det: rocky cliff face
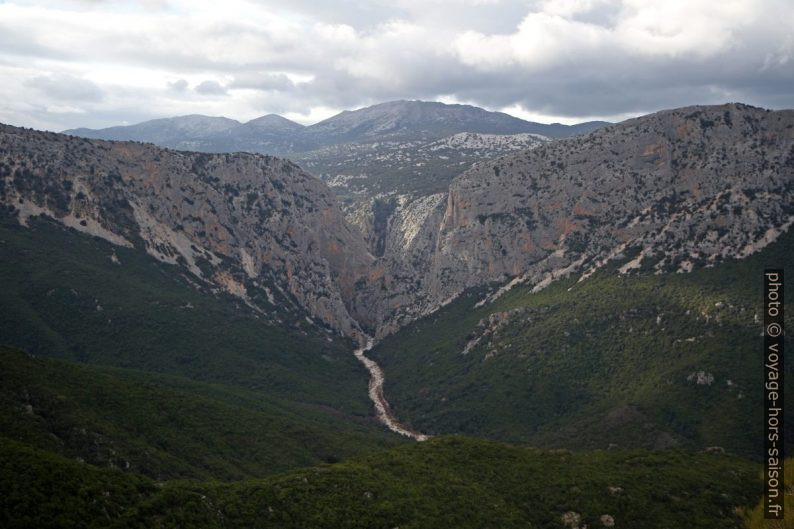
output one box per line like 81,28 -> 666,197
0,124 -> 375,339
3,103 -> 793,342
362,103 -> 794,336
323,132 -> 551,255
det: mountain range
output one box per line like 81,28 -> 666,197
1,100 -> 792,528
6,102 -> 794,339
64,100 -> 607,155
65,101 -> 606,224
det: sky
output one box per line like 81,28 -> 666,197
0,0 -> 792,131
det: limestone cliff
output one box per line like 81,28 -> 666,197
3,103 -> 793,341
361,104 -> 794,336
0,125 -> 375,339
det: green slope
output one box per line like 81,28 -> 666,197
0,211 -> 368,415
741,458 -> 794,528
0,346 -> 401,481
371,228 -> 794,459
0,210 -> 410,480
0,435 -> 761,529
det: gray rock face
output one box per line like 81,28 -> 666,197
317,132 -> 551,252
4,103 -> 794,342
360,103 -> 794,335
64,102 -> 602,239
306,131 -> 551,198
0,125 -> 375,339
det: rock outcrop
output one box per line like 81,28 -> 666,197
3,103 -> 793,341
360,103 -> 794,336
0,125 -> 375,339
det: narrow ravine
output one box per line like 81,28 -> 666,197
354,339 -> 429,441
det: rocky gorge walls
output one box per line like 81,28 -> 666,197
2,103 -> 793,343
357,103 -> 794,337
0,124 -> 377,340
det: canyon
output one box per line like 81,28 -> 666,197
3,103 -> 793,344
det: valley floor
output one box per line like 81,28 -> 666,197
354,339 -> 429,441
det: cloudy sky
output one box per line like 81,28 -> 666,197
1,0 -> 793,131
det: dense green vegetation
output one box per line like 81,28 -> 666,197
0,212 -> 370,415
1,438 -> 155,529
0,435 -> 762,529
0,160 -> 785,528
746,458 -> 794,529
0,346 -> 400,481
741,458 -> 793,529
0,212 -> 409,481
372,229 -> 794,459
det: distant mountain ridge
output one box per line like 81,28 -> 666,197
63,100 -> 608,155
66,114 -> 242,144
300,100 -> 604,144
62,101 -> 607,228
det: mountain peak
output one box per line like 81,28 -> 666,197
243,114 -> 304,130
62,114 -> 240,144
158,114 -> 241,133
308,100 -> 604,141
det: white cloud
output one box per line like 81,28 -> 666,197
283,105 -> 343,125
615,0 -> 756,58
26,73 -> 105,102
454,13 -> 609,70
454,0 -> 761,71
0,0 -> 791,131
45,104 -> 87,114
